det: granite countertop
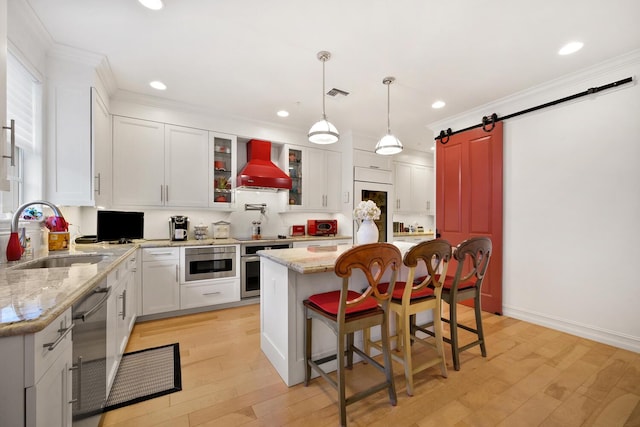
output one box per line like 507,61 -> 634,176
0,243 -> 136,337
0,235 -> 353,337
258,241 -> 416,275
393,231 -> 435,237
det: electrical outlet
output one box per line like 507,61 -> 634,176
343,191 -> 350,203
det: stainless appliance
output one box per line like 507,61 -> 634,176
71,281 -> 111,425
307,219 -> 338,236
169,216 -> 189,241
181,245 -> 236,283
240,240 -> 292,298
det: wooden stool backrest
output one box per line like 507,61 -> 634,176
452,237 -> 492,290
334,243 -> 403,318
403,239 -> 452,300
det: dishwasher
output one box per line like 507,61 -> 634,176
71,280 -> 111,425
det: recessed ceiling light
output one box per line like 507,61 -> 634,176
277,110 -> 289,117
558,41 -> 584,56
431,100 -> 446,109
139,0 -> 164,10
149,80 -> 167,90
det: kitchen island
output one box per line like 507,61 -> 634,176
258,241 -> 425,386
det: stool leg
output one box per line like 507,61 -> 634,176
304,308 -> 312,386
337,328 -> 347,427
475,293 -> 487,357
449,301 -> 461,371
346,332 -> 354,369
380,312 -> 397,405
400,310 -> 415,396
433,304 -> 448,378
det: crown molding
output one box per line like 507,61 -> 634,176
47,44 -> 117,96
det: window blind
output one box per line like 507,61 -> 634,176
6,53 -> 38,150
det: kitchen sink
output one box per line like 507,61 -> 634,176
13,254 -> 108,269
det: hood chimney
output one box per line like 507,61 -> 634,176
236,139 -> 292,190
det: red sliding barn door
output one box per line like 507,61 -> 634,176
436,123 -> 503,315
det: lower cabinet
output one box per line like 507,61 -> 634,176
22,308 -> 74,427
107,252 -> 138,391
180,278 -> 240,309
141,247 -> 180,315
26,342 -> 73,427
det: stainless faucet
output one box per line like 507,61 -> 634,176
11,200 -> 65,247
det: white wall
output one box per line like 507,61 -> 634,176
429,50 -> 640,352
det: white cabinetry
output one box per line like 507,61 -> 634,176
282,145 -> 341,212
394,162 -> 434,214
106,252 -> 137,391
210,132 -> 237,207
46,54 -> 110,206
0,0 -> 9,191
113,117 -> 209,208
22,308 -> 74,427
92,88 -> 112,207
180,279 -> 240,309
141,247 -> 180,315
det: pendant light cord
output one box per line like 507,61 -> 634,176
322,58 -> 327,119
386,81 -> 391,133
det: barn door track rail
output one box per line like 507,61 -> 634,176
436,76 -> 634,144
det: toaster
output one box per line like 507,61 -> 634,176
290,225 -> 305,236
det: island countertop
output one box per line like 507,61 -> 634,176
257,241 -> 416,274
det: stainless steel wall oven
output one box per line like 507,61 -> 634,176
240,242 -> 291,298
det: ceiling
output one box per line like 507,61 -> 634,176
25,0 -> 640,151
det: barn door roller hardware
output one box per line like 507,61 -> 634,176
436,76 -> 633,144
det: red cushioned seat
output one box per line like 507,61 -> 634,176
441,275 -> 476,291
379,281 -> 434,300
307,290 -> 378,315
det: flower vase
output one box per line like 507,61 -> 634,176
357,219 -> 379,244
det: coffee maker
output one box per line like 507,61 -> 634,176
169,216 -> 189,241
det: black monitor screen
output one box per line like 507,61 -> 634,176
97,210 -> 144,243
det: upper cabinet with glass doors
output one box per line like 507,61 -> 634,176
281,145 -> 341,212
210,132 -> 237,207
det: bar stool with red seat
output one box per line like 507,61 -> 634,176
420,236 -> 492,370
364,239 -> 452,396
303,242 -> 402,427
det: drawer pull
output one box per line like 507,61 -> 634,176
203,292 -> 221,296
43,322 -> 75,351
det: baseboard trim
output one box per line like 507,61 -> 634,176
503,305 -> 640,353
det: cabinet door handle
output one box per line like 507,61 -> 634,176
175,265 -> 179,282
43,322 -> 75,351
119,289 -> 127,320
166,185 -> 169,203
160,185 -> 164,202
2,119 -> 15,166
95,172 -> 101,195
369,165 -> 379,169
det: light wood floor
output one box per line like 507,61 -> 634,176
100,303 -> 640,427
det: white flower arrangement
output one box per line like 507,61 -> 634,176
353,200 -> 381,221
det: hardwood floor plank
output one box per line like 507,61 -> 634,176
99,304 -> 640,427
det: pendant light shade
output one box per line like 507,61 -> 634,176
375,76 -> 403,155
308,51 -> 339,144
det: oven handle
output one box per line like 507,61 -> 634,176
242,255 -> 260,262
73,287 -> 111,322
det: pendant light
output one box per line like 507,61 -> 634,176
375,76 -> 403,155
308,51 -> 339,144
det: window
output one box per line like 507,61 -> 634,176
2,52 -> 41,213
